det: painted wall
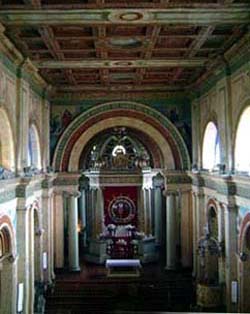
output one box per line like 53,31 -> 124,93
50,97 -> 192,162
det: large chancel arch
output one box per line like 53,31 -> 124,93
53,101 -> 190,171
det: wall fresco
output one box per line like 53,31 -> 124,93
50,99 -> 192,163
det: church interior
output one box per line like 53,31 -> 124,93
0,0 -> 250,313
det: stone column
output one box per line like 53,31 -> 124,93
0,254 -> 18,314
28,206 -> 35,314
42,99 -> 50,170
144,188 -> 152,235
165,191 -> 177,270
181,190 -> 193,268
54,191 -> 64,268
224,204 -> 238,312
68,192 -> 81,271
95,187 -> 104,236
34,225 -> 44,283
50,194 -> 55,280
154,185 -> 162,244
137,188 -> 146,232
218,203 -> 225,285
42,193 -> 53,285
16,204 -> 30,313
78,189 -> 87,247
195,191 -> 204,280
192,192 -> 197,277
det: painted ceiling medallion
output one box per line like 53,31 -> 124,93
119,12 -> 143,22
108,38 -> 142,49
108,10 -> 149,23
112,61 -> 134,67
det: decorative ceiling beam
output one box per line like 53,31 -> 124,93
28,47 -> 219,54
136,25 -> 161,83
2,2 -> 245,10
93,25 -> 110,85
19,34 -> 228,41
34,58 -> 207,69
38,26 -> 77,85
173,26 -> 214,80
55,83 -> 186,92
0,7 -> 249,26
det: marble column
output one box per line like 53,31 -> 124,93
78,189 -> 87,247
181,190 -> 192,268
68,192 -> 81,271
144,188 -> 152,235
16,205 -> 30,313
218,203 -> 225,285
224,204 -> 237,312
165,191 -> 177,270
137,188 -> 145,232
54,191 -> 64,268
50,194 -> 55,280
194,191 -> 204,279
42,193 -> 53,285
28,206 -> 35,314
0,254 -> 18,314
95,187 -> 104,236
154,185 -> 162,244
192,192 -> 197,277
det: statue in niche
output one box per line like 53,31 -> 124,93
198,226 -> 219,285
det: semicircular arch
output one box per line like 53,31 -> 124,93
53,101 -> 190,171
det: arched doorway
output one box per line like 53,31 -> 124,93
0,216 -> 17,314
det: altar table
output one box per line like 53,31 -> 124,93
105,259 -> 142,278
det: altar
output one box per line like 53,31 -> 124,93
106,259 -> 142,278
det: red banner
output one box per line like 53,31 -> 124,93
103,186 -> 137,226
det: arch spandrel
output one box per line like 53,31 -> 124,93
53,101 -> 190,171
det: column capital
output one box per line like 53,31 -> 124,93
192,191 -> 204,198
220,202 -> 237,213
64,191 -> 81,198
163,189 -> 178,197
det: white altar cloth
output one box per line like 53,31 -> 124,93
105,259 -> 141,277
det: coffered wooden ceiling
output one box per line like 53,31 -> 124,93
0,0 -> 249,92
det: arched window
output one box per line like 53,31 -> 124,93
0,108 -> 15,170
202,122 -> 220,170
28,124 -> 41,169
235,106 -> 250,172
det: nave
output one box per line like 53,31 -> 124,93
45,260 -> 195,314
